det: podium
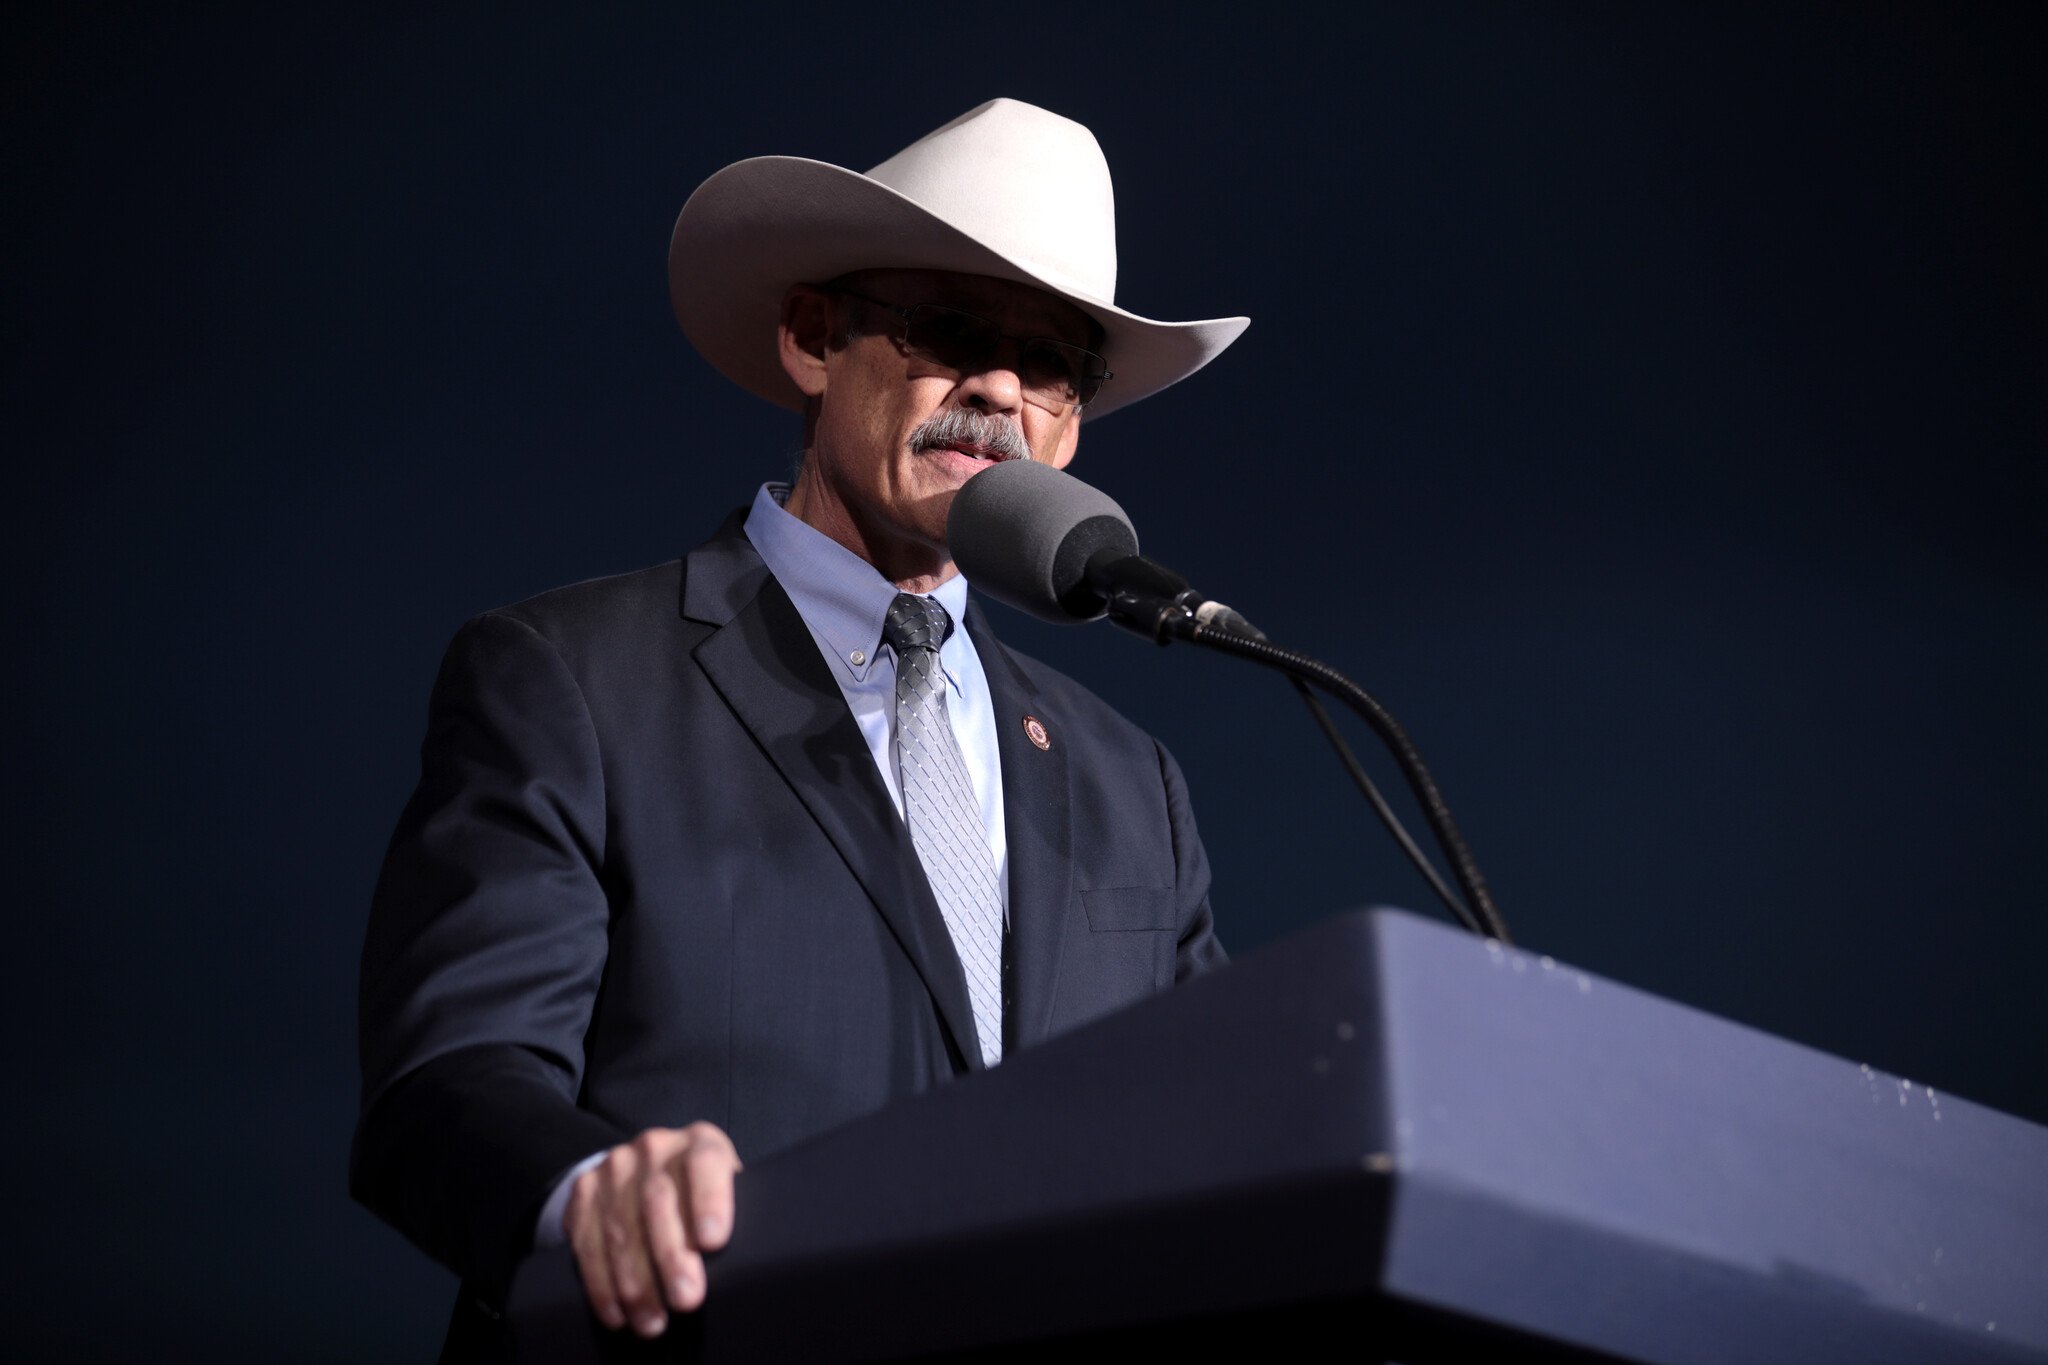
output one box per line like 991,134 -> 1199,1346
505,910 -> 2048,1362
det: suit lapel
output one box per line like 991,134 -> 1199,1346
683,520 -> 984,1073
966,603 -> 1075,1051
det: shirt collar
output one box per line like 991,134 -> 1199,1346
743,482 -> 973,689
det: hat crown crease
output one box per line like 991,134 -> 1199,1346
863,98 -> 1118,305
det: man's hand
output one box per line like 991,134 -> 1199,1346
563,1122 -> 742,1338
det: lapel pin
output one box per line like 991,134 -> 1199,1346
1022,715 -> 1051,751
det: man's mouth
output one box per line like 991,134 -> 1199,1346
940,441 -> 1014,464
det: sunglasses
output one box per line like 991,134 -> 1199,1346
832,289 -> 1113,411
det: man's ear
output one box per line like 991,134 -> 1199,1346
778,285 -> 834,400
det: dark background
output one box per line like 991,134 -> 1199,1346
8,3 -> 2044,1356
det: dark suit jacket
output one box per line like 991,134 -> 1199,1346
351,510 -> 1224,1344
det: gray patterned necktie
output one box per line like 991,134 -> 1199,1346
883,592 -> 1004,1067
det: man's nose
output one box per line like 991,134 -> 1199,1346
952,353 -> 1025,414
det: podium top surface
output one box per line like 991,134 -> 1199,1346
509,909 -> 2048,1364
1362,910 -> 2047,1361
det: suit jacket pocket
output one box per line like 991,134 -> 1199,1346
1079,885 -> 1176,932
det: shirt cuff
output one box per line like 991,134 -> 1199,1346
533,1150 -> 609,1249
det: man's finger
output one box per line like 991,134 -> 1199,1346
600,1152 -> 668,1338
565,1175 -> 626,1332
640,1166 -> 701,1313
679,1127 -> 741,1252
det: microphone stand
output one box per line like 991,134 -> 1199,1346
1097,575 -> 1511,944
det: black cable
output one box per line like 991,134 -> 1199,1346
1181,618 -> 1512,943
1285,676 -> 1481,933
1189,605 -> 1483,935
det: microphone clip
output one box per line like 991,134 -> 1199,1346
1086,553 -> 1207,645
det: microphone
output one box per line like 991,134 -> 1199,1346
947,460 -> 1256,642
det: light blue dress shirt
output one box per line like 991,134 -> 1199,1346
535,482 -> 1011,1247
742,481 -> 1010,906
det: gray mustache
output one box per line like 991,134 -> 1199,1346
908,408 -> 1030,464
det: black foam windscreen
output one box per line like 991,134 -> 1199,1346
947,460 -> 1139,623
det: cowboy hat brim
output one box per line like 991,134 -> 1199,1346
669,155 -> 1249,421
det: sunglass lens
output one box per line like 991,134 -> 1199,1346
905,306 -> 997,371
1019,341 -> 1085,405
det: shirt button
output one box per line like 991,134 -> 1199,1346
849,649 -> 866,666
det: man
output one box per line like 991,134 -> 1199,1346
353,98 -> 1249,1356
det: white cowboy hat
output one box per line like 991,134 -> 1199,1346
668,98 -> 1249,421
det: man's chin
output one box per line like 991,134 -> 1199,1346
911,483 -> 962,537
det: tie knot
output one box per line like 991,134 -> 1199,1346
883,593 -> 953,655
